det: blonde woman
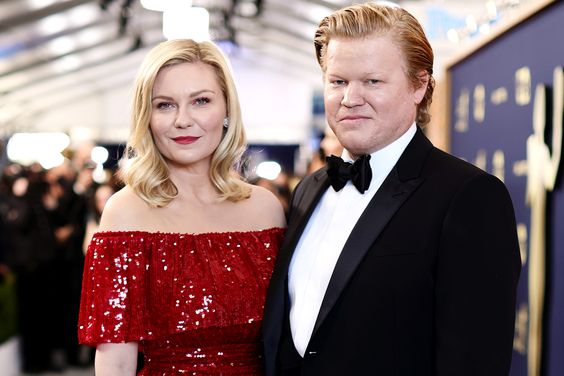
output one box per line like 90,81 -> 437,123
78,39 -> 285,375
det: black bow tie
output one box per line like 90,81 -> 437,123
326,154 -> 372,194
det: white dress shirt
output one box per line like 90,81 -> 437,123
288,124 -> 417,356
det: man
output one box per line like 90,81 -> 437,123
263,3 -> 521,375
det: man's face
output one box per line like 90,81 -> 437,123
323,33 -> 427,159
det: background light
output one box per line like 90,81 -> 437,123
140,0 -> 166,12
47,36 -> 76,55
39,153 -> 65,170
256,161 -> 282,180
92,164 -> 107,183
37,14 -> 68,34
7,132 -> 70,167
163,6 -> 210,41
91,146 -> 109,164
53,55 -> 81,73
486,0 -> 498,20
479,23 -> 491,34
29,0 -> 56,7
447,28 -> 460,43
465,15 -> 478,33
141,0 -> 192,12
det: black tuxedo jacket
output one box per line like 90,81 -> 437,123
263,128 -> 521,375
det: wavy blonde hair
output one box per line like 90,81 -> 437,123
121,39 -> 250,207
314,2 -> 435,127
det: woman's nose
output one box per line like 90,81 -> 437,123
174,108 -> 193,128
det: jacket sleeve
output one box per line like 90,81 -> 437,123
435,173 -> 521,375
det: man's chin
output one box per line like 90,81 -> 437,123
343,146 -> 371,159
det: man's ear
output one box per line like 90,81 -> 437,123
414,70 -> 429,105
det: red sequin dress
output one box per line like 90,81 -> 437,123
78,228 -> 284,375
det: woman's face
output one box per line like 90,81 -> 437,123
150,62 -> 227,172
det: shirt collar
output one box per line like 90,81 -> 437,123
341,123 -> 417,180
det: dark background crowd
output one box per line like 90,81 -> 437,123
0,146 -> 121,373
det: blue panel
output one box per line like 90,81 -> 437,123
448,2 -> 564,375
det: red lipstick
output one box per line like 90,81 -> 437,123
172,136 -> 199,144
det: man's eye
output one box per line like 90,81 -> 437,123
333,80 -> 345,86
368,79 -> 380,84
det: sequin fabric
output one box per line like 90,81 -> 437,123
78,228 -> 284,375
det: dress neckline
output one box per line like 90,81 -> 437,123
93,227 -> 284,239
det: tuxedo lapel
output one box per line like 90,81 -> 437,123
311,128 -> 433,338
263,168 -> 331,369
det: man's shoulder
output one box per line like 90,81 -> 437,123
427,147 -> 488,178
293,167 -> 327,195
302,166 -> 328,184
425,147 -> 509,196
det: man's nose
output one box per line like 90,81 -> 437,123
341,83 -> 364,107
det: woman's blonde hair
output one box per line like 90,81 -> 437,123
121,39 -> 250,207
314,2 -> 435,127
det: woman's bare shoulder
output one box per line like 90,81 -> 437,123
98,186 -> 152,232
243,184 -> 286,229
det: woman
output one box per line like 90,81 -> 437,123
82,183 -> 116,254
78,39 -> 286,375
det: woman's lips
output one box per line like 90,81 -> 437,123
172,136 -> 200,144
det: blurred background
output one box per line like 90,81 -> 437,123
0,0 -> 549,375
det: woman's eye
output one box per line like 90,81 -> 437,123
194,97 -> 210,106
156,102 -> 175,110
